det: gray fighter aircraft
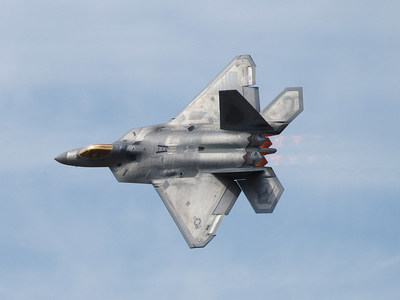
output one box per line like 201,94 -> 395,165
55,55 -> 303,248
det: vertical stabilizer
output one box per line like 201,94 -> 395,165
219,90 -> 274,133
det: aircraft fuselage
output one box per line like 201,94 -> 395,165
55,124 -> 275,184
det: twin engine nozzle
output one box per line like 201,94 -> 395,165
245,133 -> 276,167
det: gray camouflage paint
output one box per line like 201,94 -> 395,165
55,55 -> 303,248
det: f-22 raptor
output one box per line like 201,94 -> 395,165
55,55 -> 303,248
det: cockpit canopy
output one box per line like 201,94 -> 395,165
79,144 -> 113,159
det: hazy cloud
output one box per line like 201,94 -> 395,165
1,0 -> 400,299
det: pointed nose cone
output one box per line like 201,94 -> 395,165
55,152 -> 68,165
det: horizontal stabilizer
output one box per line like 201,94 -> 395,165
219,90 -> 275,133
261,87 -> 303,134
237,167 -> 284,213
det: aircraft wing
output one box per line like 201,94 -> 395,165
152,173 -> 241,248
169,55 -> 260,127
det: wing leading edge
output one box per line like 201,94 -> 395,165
169,55 -> 260,127
152,173 -> 241,248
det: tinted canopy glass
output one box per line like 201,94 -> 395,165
79,144 -> 113,159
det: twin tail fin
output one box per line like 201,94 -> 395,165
219,87 -> 303,134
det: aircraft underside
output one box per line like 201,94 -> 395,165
55,55 -> 303,248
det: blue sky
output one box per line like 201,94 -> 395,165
1,0 -> 399,299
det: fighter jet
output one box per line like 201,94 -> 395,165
55,55 -> 303,248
